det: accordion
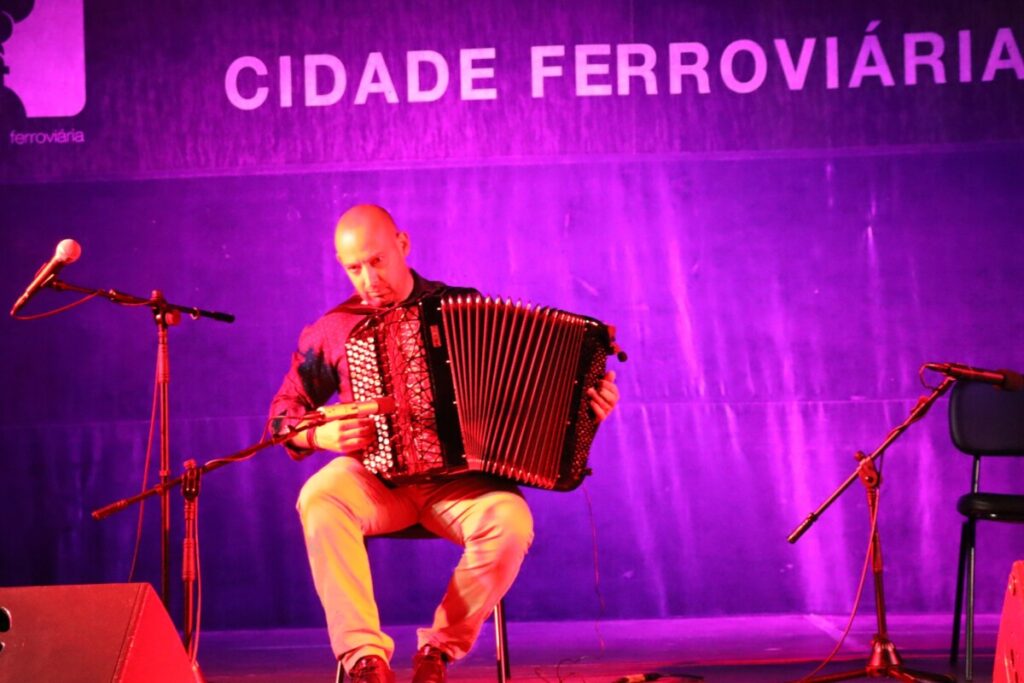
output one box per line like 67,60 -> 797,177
345,289 -> 621,491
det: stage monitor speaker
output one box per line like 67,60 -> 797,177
0,582 -> 195,683
995,560 -> 1024,683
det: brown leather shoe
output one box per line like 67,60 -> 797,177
411,645 -> 449,683
348,655 -> 395,683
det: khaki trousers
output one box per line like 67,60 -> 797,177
296,456 -> 534,672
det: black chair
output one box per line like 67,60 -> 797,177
370,525 -> 512,682
948,379 -> 1024,681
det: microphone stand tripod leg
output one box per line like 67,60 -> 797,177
797,456 -> 954,683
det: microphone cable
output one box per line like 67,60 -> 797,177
583,483 -> 608,657
127,361 -> 161,583
790,461 -> 883,682
10,290 -> 100,320
530,483 -> 608,683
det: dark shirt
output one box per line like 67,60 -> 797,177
269,270 -> 447,458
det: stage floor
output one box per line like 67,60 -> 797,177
197,613 -> 1000,682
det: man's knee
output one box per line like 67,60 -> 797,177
483,495 -> 535,557
296,457 -> 364,523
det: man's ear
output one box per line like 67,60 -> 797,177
397,231 -> 411,257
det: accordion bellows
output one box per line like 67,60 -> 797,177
345,289 -> 617,490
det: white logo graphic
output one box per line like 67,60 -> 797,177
2,0 -> 85,119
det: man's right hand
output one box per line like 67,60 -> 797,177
303,417 -> 376,455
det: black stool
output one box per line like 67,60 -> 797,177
370,524 -> 512,682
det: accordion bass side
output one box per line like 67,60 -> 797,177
345,289 -> 623,490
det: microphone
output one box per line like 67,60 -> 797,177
312,396 -> 397,422
924,362 -> 1024,392
10,238 -> 82,316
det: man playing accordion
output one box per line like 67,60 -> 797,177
270,204 -> 619,683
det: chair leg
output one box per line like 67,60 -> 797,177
965,519 -> 977,682
494,598 -> 511,682
950,520 -> 969,665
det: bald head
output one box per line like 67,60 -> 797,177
334,204 -> 414,306
335,204 -> 398,239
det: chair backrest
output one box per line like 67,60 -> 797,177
949,380 -> 1024,455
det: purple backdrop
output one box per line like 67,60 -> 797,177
1,0 -> 1023,634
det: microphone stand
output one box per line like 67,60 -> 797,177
50,278 -> 234,607
93,422 -> 320,673
787,376 -> 957,683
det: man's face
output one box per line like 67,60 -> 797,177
335,224 -> 413,306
